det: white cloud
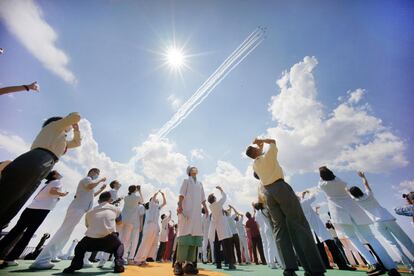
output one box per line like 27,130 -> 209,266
190,148 -> 205,161
0,131 -> 30,156
132,135 -> 188,185
266,56 -> 408,174
0,0 -> 76,84
167,94 -> 183,110
393,180 -> 414,195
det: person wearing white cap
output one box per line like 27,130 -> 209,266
30,168 -> 107,270
174,166 -> 208,275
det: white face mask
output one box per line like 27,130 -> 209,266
91,174 -> 98,180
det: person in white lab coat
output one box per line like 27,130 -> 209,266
201,208 -> 211,263
253,202 -> 279,269
30,168 -> 107,270
208,186 -> 236,270
300,190 -> 355,271
174,166 -> 208,275
318,166 -> 400,276
229,206 -> 251,264
225,206 -> 242,265
348,172 -> 414,272
134,191 -> 166,265
157,210 -> 172,262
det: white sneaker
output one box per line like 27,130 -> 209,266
97,259 -> 106,268
51,257 -> 61,263
270,263 -> 278,269
29,261 -> 55,270
5,260 -> 18,266
83,262 -> 93,268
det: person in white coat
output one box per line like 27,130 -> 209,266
134,191 -> 165,265
30,168 -> 107,270
300,190 -> 355,271
174,166 -> 208,275
348,172 -> 414,272
157,210 -> 172,262
110,185 -> 143,265
318,166 -> 400,276
229,206 -> 251,264
225,206 -> 243,265
253,202 -> 280,269
208,186 -> 236,270
201,208 -> 211,263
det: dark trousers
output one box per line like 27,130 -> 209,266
251,235 -> 267,264
232,234 -> 242,264
0,208 -> 49,260
67,233 -> 124,270
263,179 -> 325,273
214,232 -> 235,267
317,237 -> 350,269
0,148 -> 56,229
156,241 -> 167,261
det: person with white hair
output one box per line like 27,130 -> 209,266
174,166 -> 208,275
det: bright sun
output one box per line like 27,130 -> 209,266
166,47 -> 185,68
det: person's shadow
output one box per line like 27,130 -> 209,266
9,267 -> 113,275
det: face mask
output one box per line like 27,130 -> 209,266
91,175 -> 98,180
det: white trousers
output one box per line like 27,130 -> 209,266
120,223 -> 140,260
202,235 -> 209,262
61,240 -> 78,260
32,207 -> 85,266
239,234 -> 251,263
134,222 -> 158,262
335,223 -> 396,269
374,220 -> 414,268
258,228 -> 271,263
264,222 -> 281,265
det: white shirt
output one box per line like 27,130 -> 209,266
202,213 -> 210,237
353,190 -> 395,222
145,199 -> 161,225
28,180 -> 63,210
177,177 -> 206,237
209,191 -> 232,241
160,216 -> 171,242
85,202 -> 121,238
109,189 -> 119,202
68,176 -> 96,212
121,193 -> 141,226
300,195 -> 332,242
235,217 -> 246,237
227,214 -> 238,235
318,178 -> 372,225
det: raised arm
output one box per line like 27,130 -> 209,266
216,186 -> 226,205
138,186 -> 144,204
66,124 -> 81,149
358,171 -> 372,193
54,112 -> 81,132
160,191 -> 167,209
94,184 -> 107,197
0,82 -> 39,96
49,187 -> 69,197
86,177 -> 106,190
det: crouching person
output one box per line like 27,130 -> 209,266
63,192 -> 124,273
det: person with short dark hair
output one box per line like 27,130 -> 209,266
245,211 -> 266,265
348,172 -> 414,272
394,192 -> 414,218
208,186 -> 236,270
63,192 -> 125,273
0,112 -> 81,230
157,210 -> 172,262
230,206 -> 251,264
30,169 -> 107,270
319,166 -> 400,276
0,171 -> 67,268
247,138 -> 325,276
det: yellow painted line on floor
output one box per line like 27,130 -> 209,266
124,262 -> 229,276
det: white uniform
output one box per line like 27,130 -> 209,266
119,193 -> 145,260
134,199 -> 161,263
160,216 -> 171,242
255,210 -> 280,267
319,177 -> 397,269
300,195 -> 331,242
209,191 -> 232,241
235,217 -> 250,263
353,190 -> 414,268
31,176 -> 96,269
201,213 -> 211,262
177,177 -> 206,238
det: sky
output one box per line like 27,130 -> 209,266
1,0 -> 414,254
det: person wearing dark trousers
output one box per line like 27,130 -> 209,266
246,138 -> 325,276
245,212 -> 267,265
63,192 -> 124,273
208,186 -> 236,270
226,206 -> 242,264
157,211 -> 172,262
0,113 -> 81,229
0,171 -> 68,268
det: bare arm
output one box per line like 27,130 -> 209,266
94,184 -> 107,197
202,200 -> 209,216
86,177 -> 106,190
0,82 -> 39,96
160,191 -> 167,209
358,171 -> 372,193
138,188 -> 144,204
177,195 -> 184,214
49,187 -> 69,197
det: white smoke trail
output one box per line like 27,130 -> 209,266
156,27 -> 266,138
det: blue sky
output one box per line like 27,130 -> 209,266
1,0 -> 414,247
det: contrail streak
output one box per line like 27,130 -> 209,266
156,27 -> 266,138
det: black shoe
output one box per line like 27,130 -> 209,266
114,266 -> 125,273
62,267 -> 76,273
284,270 -> 298,276
174,263 -> 184,275
387,269 -> 401,276
305,272 -> 325,276
216,263 -> 222,269
262,261 -> 267,265
183,263 -> 198,274
229,264 -> 237,270
339,265 -> 357,271
367,264 -> 386,276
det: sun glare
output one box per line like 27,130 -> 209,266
166,47 -> 185,68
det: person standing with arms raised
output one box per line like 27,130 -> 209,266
246,138 -> 325,276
